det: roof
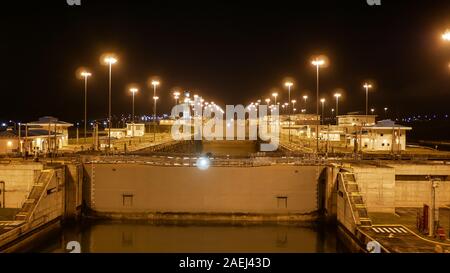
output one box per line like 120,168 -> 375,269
26,116 -> 73,127
363,119 -> 412,130
0,129 -> 61,139
337,114 -> 377,118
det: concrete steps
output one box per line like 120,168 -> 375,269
14,170 -> 54,221
341,172 -> 372,227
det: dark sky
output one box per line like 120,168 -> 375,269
1,0 -> 449,123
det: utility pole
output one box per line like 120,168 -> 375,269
429,176 -> 440,237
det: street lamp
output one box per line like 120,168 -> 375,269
265,98 -> 271,105
371,108 -> 375,115
285,81 -> 294,142
80,71 -> 91,144
334,93 -> 341,116
173,91 -> 180,103
312,57 -> 326,153
320,98 -> 325,124
151,80 -> 160,141
103,55 -> 117,152
272,92 -> 278,105
303,95 -> 308,113
384,107 -> 388,118
129,88 -> 138,138
363,83 -> 373,115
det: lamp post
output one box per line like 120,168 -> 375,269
312,58 -> 325,153
334,93 -> 341,116
320,98 -> 325,124
272,92 -> 278,105
363,83 -> 372,115
371,108 -> 375,115
303,95 -> 308,113
103,56 -> 117,152
173,91 -> 180,106
384,107 -> 388,119
285,82 -> 293,142
151,80 -> 160,141
129,88 -> 138,138
153,96 -> 159,141
80,71 -> 91,144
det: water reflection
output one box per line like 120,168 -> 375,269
35,220 -> 346,253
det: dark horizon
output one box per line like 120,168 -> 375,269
1,0 -> 449,123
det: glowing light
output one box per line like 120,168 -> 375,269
272,92 -> 278,98
312,59 -> 325,66
7,141 -> 12,147
320,98 -> 325,103
81,71 -> 92,77
151,80 -> 160,86
129,88 -> 138,94
284,81 -> 293,87
442,29 -> 450,41
334,93 -> 341,98
153,96 -> 159,101
363,83 -> 372,89
104,56 -> 117,65
196,156 -> 211,170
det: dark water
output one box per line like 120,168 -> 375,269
33,220 -> 347,253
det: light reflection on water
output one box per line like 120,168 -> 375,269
34,220 -> 347,253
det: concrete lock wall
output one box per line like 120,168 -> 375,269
388,163 -> 450,208
350,163 -> 450,212
64,163 -> 83,219
84,163 -> 323,215
351,165 -> 396,213
0,163 -> 44,208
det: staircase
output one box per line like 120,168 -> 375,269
15,170 -> 53,221
340,172 -> 372,227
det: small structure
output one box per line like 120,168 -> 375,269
26,116 -> 73,146
126,123 -> 145,137
0,127 -> 66,155
349,119 -> 412,151
104,128 -> 126,139
338,114 -> 376,128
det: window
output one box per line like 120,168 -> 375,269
277,196 -> 288,208
122,194 -> 134,207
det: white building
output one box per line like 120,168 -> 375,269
349,120 -> 412,151
337,114 -> 376,128
26,116 -> 73,146
126,123 -> 145,137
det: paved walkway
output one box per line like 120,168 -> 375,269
365,208 -> 450,253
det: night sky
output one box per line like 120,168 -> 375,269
1,0 -> 449,123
